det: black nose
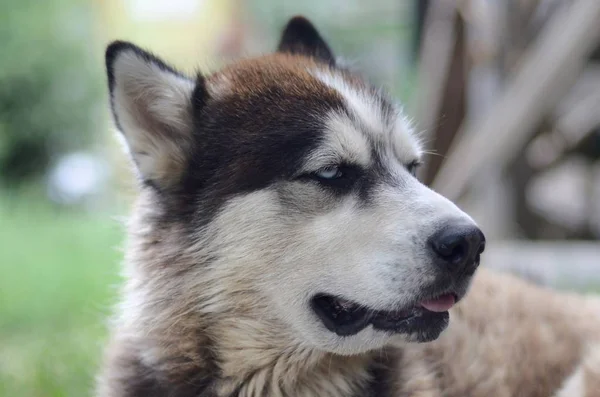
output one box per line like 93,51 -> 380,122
428,223 -> 485,275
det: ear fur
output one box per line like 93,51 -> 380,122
277,16 -> 335,65
105,41 -> 206,189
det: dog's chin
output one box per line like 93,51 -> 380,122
310,293 -> 455,343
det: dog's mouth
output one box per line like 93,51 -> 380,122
311,293 -> 457,341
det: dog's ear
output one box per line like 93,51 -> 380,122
277,16 -> 335,65
105,41 -> 207,189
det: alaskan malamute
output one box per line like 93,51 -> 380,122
98,16 -> 600,397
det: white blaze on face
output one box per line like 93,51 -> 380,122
312,68 -> 423,165
312,69 -> 389,136
390,114 -> 423,164
303,112 -> 372,171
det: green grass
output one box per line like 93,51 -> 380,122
0,195 -> 123,397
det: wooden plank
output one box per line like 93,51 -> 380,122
422,13 -> 467,185
413,1 -> 457,141
431,0 -> 600,201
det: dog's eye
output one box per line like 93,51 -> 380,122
315,166 -> 343,180
406,160 -> 421,177
299,165 -> 359,191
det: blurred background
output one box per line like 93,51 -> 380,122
1,0 -> 599,395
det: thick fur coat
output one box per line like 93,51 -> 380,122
97,17 -> 600,397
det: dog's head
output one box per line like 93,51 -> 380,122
106,17 -> 485,355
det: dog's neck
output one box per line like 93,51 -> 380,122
119,288 -> 397,396
205,316 -> 397,397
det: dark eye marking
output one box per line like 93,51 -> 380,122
314,165 -> 343,180
298,164 -> 361,191
406,160 -> 421,177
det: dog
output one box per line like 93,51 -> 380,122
98,16 -> 600,397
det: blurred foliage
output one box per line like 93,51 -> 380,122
0,193 -> 122,395
0,0 -> 102,188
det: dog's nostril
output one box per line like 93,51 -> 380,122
477,239 -> 486,255
431,235 -> 467,264
447,242 -> 466,264
429,223 -> 485,274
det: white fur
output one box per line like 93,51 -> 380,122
554,368 -> 584,397
313,69 -> 389,135
304,111 -> 372,170
391,114 -> 423,163
312,69 -> 422,170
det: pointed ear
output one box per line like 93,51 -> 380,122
105,41 -> 207,189
277,16 -> 335,65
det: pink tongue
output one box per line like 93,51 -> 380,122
419,294 -> 456,312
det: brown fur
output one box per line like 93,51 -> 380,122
209,54 -> 336,97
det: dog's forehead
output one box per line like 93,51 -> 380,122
318,65 -> 421,153
314,70 -> 422,167
207,53 -> 337,101
205,54 -> 421,165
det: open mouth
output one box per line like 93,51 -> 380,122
311,293 -> 457,340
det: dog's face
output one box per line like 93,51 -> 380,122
106,17 -> 485,355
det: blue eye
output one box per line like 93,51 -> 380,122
315,166 -> 343,180
298,164 -> 360,192
407,160 -> 421,177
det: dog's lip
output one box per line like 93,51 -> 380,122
311,292 -> 459,337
